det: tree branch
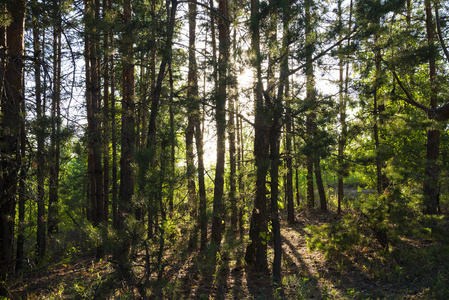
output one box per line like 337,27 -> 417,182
435,6 -> 449,63
392,71 -> 431,113
178,0 -> 232,23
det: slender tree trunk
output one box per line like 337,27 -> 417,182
32,14 -> 46,261
337,0 -> 352,214
281,2 -> 294,224
197,36 -> 208,250
212,0 -> 230,247
236,102 -> 245,238
169,65 -> 175,219
16,62 -> 26,272
187,0 -> 198,250
116,0 -> 135,281
373,31 -> 382,194
144,0 -> 178,238
245,0 -> 269,272
423,0 -> 440,214
305,0 -> 315,210
111,23 -> 118,230
103,0 -> 110,224
48,0 -> 62,234
292,119 -> 300,207
269,109 -> 282,281
229,20 -> 238,230
0,0 -> 25,278
229,83 -> 237,230
337,1 -> 345,211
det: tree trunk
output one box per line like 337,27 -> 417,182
245,0 -> 269,272
16,63 -> 26,272
305,0 -> 315,210
144,0 -> 178,238
110,23 -> 118,230
116,0 -> 135,281
423,0 -> 440,214
32,12 -> 47,261
315,156 -> 327,211
236,102 -> 245,238
169,65 -> 175,219
103,0 -> 110,224
269,107 -> 282,281
212,0 -> 230,247
229,83 -> 237,230
373,30 -> 382,195
48,0 -> 62,235
187,0 -> 198,250
0,0 -> 25,279
282,3 -> 294,224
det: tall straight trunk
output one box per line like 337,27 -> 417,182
118,0 -> 135,230
33,15 -> 46,261
236,103 -> 245,238
187,0 -> 198,250
269,108 -> 282,281
245,0 -> 269,272
169,65 -> 175,219
103,0 -> 110,223
197,36 -> 208,250
229,24 -> 237,230
110,22 -> 118,229
305,0 -> 315,209
48,0 -> 62,234
228,99 -> 237,229
373,31 -> 382,194
16,59 -> 26,271
92,0 -> 104,229
337,0 -> 345,212
212,0 -> 230,247
269,41 -> 286,284
195,115 -> 207,249
292,118 -> 300,207
144,0 -> 178,238
423,0 -> 440,214
116,0 -> 135,281
0,0 -> 25,278
84,3 -> 94,222
337,0 -> 352,214
282,2 -> 294,224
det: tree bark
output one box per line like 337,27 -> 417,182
48,0 -> 62,235
305,0 -> 315,210
315,156 -> 327,211
211,0 -> 230,247
245,0 -> 269,272
103,0 -> 110,224
143,0 -> 178,238
16,54 -> 26,271
116,0 -> 135,281
423,0 -> 440,214
0,0 -> 25,279
31,9 -> 47,261
187,0 -> 198,250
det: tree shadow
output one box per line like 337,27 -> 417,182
281,232 -> 324,299
286,214 -> 381,297
245,268 -> 274,300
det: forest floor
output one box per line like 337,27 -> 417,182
6,208 -> 449,299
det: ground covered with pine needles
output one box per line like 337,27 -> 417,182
6,208 -> 449,299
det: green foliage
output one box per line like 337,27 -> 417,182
305,215 -> 361,258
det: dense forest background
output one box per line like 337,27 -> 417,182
2,0 -> 449,298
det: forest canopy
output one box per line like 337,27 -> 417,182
1,0 -> 449,298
